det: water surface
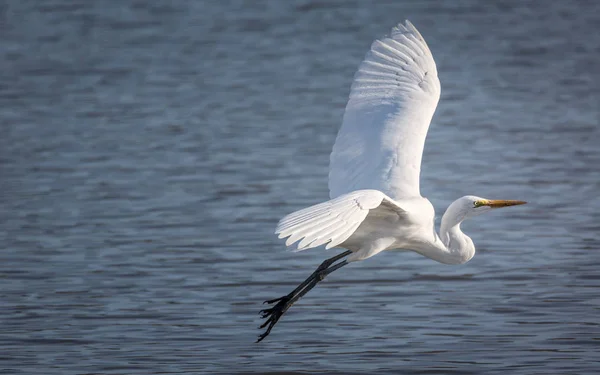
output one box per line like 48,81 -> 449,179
1,0 -> 599,374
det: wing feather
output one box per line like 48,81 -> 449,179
329,20 -> 441,200
275,190 -> 404,252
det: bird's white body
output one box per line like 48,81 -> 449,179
275,21 -> 524,268
339,195 -> 438,262
277,189 -> 477,265
261,20 -> 526,342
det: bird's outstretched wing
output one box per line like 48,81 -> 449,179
275,190 -> 404,252
329,21 -> 441,201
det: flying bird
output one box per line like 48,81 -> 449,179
257,21 -> 526,343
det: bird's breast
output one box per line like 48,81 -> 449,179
342,206 -> 429,251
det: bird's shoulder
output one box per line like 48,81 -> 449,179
389,196 -> 436,223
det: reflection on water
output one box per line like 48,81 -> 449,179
1,0 -> 599,374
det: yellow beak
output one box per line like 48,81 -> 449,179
485,199 -> 527,208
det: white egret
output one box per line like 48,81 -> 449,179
257,21 -> 526,342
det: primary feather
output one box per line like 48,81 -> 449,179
328,20 -> 441,201
275,190 -> 404,252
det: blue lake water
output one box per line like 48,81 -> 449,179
1,0 -> 599,374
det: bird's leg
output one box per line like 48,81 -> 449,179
263,250 -> 352,305
257,250 -> 352,343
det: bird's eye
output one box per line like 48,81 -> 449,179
473,201 -> 481,208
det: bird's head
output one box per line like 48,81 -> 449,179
436,195 -> 526,264
454,195 -> 527,219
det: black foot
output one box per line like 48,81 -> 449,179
257,295 -> 291,343
255,251 -> 352,343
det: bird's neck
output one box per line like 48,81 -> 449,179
419,206 -> 475,265
438,208 -> 475,264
